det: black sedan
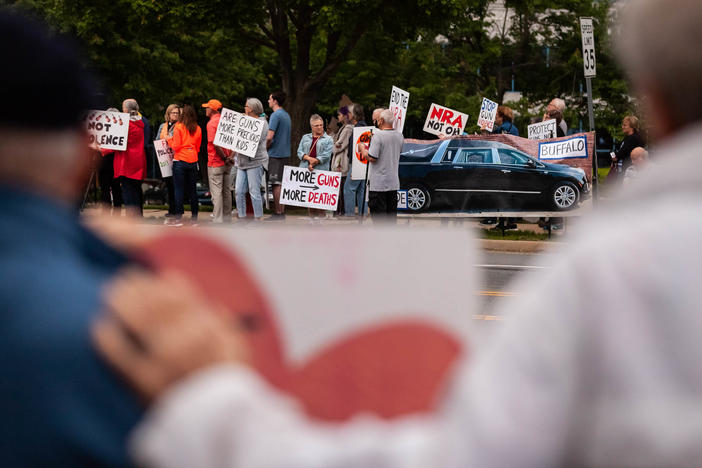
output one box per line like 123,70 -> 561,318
399,139 -> 590,212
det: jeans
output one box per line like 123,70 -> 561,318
119,177 -> 142,216
343,177 -> 368,216
173,160 -> 199,219
235,165 -> 264,218
163,176 -> 175,214
207,165 -> 233,223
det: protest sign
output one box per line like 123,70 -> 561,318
423,103 -> 468,137
280,166 -> 341,210
528,119 -> 557,140
139,225 -> 476,421
84,110 -> 129,151
538,135 -> 588,160
388,86 -> 409,134
397,190 -> 408,210
213,108 -> 264,158
351,126 -> 374,181
153,139 -> 173,178
477,98 -> 498,132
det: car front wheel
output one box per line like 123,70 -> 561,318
551,181 -> 579,210
406,186 -> 431,212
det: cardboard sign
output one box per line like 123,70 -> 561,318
213,108 -> 264,158
538,135 -> 588,160
528,119 -> 558,140
397,190 -> 408,210
351,126 -> 374,181
423,103 -> 468,137
153,139 -> 173,178
388,86 -> 409,134
280,166 -> 341,210
477,98 -> 498,132
580,17 -> 596,78
139,226 -> 477,422
84,110 -> 130,151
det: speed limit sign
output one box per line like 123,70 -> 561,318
580,17 -> 596,77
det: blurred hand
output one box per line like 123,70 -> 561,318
92,269 -> 249,403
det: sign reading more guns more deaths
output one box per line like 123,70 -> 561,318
388,86 -> 409,134
528,119 -> 558,140
153,139 -> 174,177
84,110 -> 130,151
280,166 -> 341,210
477,98 -> 498,132
423,103 -> 468,137
213,108 -> 264,158
580,17 -> 596,78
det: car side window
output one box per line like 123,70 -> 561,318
442,149 -> 458,163
455,149 -> 492,164
497,149 -> 530,165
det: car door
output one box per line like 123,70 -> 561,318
494,148 -> 550,205
430,148 -> 495,209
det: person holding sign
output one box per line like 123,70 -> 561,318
167,105 -> 202,226
203,99 -> 234,224
298,114 -> 333,218
342,104 -> 369,217
359,109 -> 404,220
157,104 -> 181,218
112,99 -> 147,216
234,98 -> 269,221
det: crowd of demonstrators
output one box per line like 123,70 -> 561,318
110,98 -> 147,217
157,103 -> 181,217
342,104 -> 369,217
331,106 -> 353,215
298,114 -> 334,219
360,109 -> 404,221
167,104 -> 202,226
234,98 -> 269,221
203,99 -> 235,224
87,1 -> 702,467
96,107 -> 123,213
265,90 -> 291,221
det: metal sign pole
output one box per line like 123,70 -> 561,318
580,16 -> 598,206
586,76 -> 598,204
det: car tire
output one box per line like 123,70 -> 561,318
551,181 -> 579,210
406,185 -> 431,212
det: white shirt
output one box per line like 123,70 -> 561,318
131,124 -> 702,467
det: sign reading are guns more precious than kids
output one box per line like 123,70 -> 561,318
538,135 -> 588,160
528,119 -> 557,140
389,86 -> 409,134
84,110 -> 130,151
213,107 -> 263,158
281,166 -> 341,210
477,98 -> 498,132
423,103 -> 468,137
153,139 -> 174,177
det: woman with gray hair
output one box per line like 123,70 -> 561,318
234,98 -> 269,220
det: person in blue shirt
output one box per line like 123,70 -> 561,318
265,90 -> 292,220
491,105 -> 519,136
0,11 -> 142,467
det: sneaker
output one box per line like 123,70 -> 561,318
164,218 -> 184,227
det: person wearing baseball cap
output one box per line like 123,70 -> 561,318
0,9 -> 142,466
202,98 -> 234,223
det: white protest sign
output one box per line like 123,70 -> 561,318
351,126 -> 374,181
538,135 -> 588,160
213,108 -> 264,158
389,86 -> 409,134
85,110 -> 130,151
528,119 -> 557,140
423,103 -> 468,137
397,190 -> 408,210
580,17 -> 596,78
153,139 -> 173,178
477,98 -> 498,132
280,166 -> 341,210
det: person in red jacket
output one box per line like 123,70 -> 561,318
113,99 -> 146,216
167,104 -> 202,225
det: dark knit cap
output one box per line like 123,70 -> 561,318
0,9 -> 102,129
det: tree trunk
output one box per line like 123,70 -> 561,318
286,90 -> 318,165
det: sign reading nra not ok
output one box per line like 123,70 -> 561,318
423,103 -> 468,137
280,166 -> 341,210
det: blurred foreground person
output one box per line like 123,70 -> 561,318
0,11 -> 142,466
94,0 -> 702,466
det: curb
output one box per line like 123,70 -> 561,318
479,239 -> 560,253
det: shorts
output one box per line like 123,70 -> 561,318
268,157 -> 289,185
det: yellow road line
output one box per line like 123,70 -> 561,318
476,290 -> 518,297
473,314 -> 504,321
